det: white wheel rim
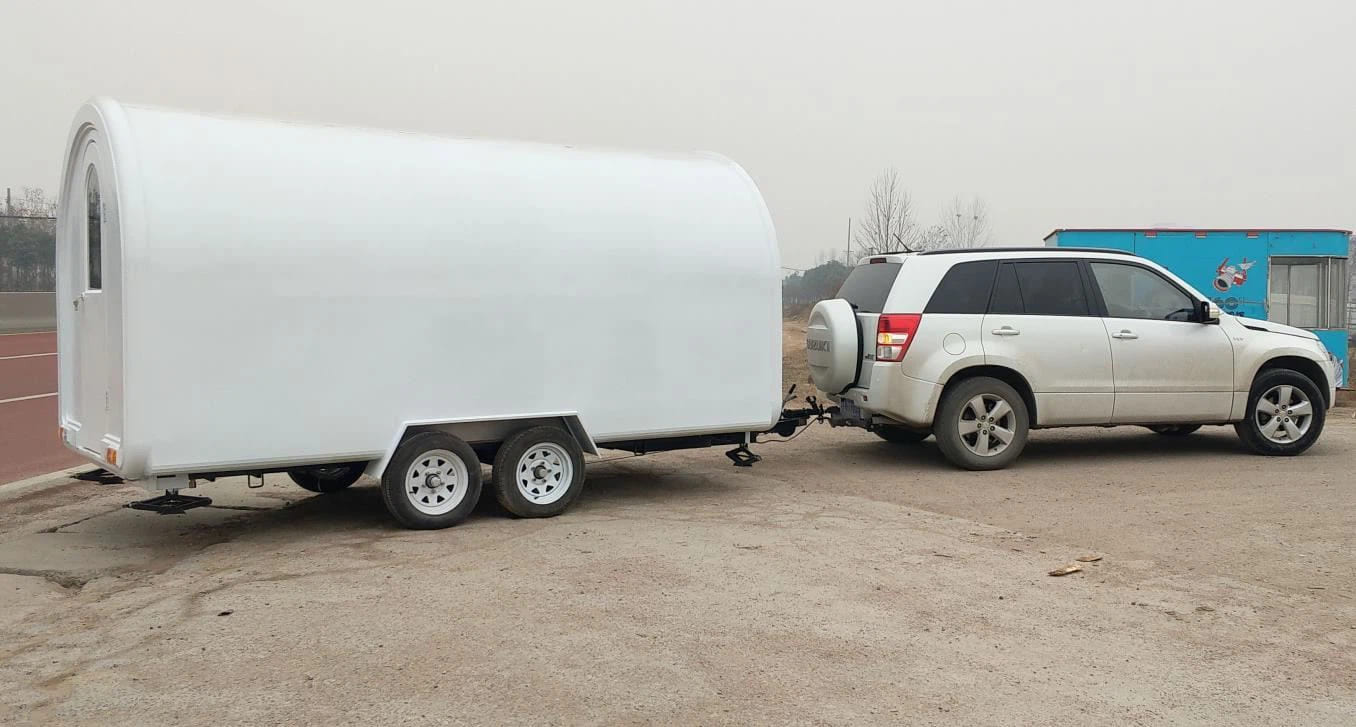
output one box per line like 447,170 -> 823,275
957,393 -> 1017,457
404,449 -> 469,516
515,442 -> 573,505
1254,384 -> 1313,444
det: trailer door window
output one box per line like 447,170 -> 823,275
1269,257 -> 1347,329
86,166 -> 102,291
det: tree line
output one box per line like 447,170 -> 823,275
0,187 -> 57,292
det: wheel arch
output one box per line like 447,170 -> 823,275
938,365 -> 1038,426
1254,356 -> 1331,409
365,413 -> 597,480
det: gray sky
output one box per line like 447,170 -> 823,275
3,0 -> 1353,269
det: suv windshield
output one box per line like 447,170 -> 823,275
835,262 -> 902,313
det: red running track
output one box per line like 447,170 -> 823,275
0,331 -> 83,484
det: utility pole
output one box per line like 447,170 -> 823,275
5,187 -> 10,216
845,218 -> 852,265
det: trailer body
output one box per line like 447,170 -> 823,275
56,99 -> 781,486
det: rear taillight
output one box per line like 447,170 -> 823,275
876,314 -> 921,362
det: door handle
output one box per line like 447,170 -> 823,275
73,296 -> 81,311
1111,330 -> 1138,340
991,326 -> 1020,336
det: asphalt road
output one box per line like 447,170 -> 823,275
0,331 -> 82,484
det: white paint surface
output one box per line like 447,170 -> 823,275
56,99 -> 782,480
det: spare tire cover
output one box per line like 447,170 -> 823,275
806,298 -> 861,394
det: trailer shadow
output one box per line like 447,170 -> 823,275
188,461 -> 732,541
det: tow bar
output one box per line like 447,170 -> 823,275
724,386 -> 835,467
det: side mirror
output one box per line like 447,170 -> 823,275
1199,300 -> 1222,324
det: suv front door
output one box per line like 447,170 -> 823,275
982,260 -> 1114,426
1086,261 -> 1234,423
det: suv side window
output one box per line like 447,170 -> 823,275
924,260 -> 997,314
1089,262 -> 1196,322
1010,261 -> 1090,316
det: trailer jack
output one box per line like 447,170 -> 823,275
725,445 -> 762,467
125,490 -> 213,515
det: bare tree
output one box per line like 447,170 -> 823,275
913,224 -> 951,251
853,168 -> 917,258
938,196 -> 992,249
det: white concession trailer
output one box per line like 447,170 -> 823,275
56,98 -> 792,528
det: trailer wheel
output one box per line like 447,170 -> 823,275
381,432 -> 482,529
492,426 -> 586,518
288,463 -> 366,493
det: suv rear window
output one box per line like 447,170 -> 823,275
988,261 -> 1091,316
835,262 -> 902,313
1013,261 -> 1090,316
924,260 -> 997,314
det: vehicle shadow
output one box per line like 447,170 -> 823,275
828,426 -> 1253,470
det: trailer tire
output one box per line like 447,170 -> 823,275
288,463 -> 366,493
381,432 -> 482,529
492,426 -> 586,518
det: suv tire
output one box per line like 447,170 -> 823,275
874,424 -> 930,444
934,376 -> 1030,471
1234,368 -> 1325,456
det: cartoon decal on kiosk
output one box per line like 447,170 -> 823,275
1213,258 -> 1255,293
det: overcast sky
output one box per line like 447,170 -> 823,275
2,0 -> 1353,269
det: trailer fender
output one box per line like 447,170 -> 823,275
366,413 -> 598,480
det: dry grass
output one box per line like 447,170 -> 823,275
781,314 -> 818,401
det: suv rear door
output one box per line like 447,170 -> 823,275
982,260 -> 1114,425
834,260 -> 903,390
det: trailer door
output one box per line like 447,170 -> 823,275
68,154 -> 112,457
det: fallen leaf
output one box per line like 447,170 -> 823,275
217,610 -> 233,617
1048,564 -> 1082,577
1195,606 -> 1215,613
1076,555 -> 1103,563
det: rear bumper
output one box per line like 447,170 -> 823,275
838,365 -> 943,429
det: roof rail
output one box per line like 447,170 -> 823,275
916,247 -> 1138,256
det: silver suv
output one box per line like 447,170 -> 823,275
806,248 -> 1340,470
